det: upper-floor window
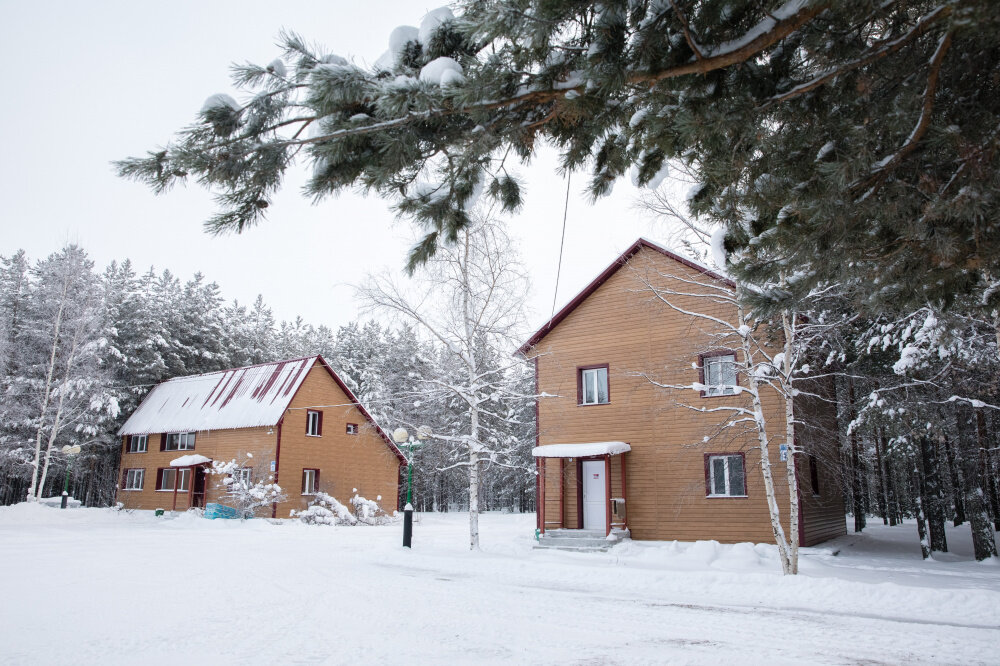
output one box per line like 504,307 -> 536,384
127,435 -> 147,453
702,353 -> 737,397
306,410 -> 323,437
164,432 -> 195,451
122,468 -> 144,490
578,365 -> 609,405
346,423 -> 358,435
706,454 -> 746,497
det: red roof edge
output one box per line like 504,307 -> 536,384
307,355 -> 407,465
516,238 -> 734,355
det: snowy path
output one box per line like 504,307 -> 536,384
0,505 -> 997,665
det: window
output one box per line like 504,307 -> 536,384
302,469 -> 319,495
229,468 -> 252,493
346,423 -> 358,435
702,353 -> 737,397
578,365 -> 609,405
809,455 -> 821,496
157,468 -> 190,492
122,469 -> 144,490
706,454 -> 746,497
127,435 -> 147,453
164,432 -> 196,451
306,410 -> 323,437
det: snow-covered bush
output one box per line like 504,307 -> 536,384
350,492 -> 397,526
210,454 -> 285,520
291,491 -> 398,526
292,492 -> 356,526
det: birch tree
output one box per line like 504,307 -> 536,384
358,214 -> 531,549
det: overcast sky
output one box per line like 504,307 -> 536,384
0,1 -> 686,336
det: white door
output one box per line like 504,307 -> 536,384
582,460 -> 606,530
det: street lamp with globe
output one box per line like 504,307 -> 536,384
392,426 -> 428,548
60,445 -> 81,509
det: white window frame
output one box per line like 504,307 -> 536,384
229,468 -> 252,493
707,454 -> 746,497
346,423 -> 358,435
158,468 -> 190,492
580,367 -> 609,405
302,469 -> 318,495
704,354 -> 737,397
306,411 -> 321,437
165,432 -> 196,451
123,468 -> 144,491
128,435 -> 148,453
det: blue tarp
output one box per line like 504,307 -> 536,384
204,503 -> 243,520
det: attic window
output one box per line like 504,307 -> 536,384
306,410 -> 323,437
346,423 -> 358,435
127,435 -> 147,453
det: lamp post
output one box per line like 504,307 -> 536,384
392,427 -> 428,548
60,445 -> 81,509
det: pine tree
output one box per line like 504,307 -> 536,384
117,1 -> 1000,312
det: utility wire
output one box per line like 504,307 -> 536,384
551,171 -> 571,319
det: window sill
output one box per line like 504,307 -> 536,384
121,488 -> 143,492
700,392 -> 738,399
125,451 -> 147,455
156,489 -> 189,493
305,434 -> 322,438
706,494 -> 748,499
577,402 -> 610,407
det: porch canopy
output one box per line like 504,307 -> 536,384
533,442 -> 630,536
532,441 -> 630,458
170,454 -> 212,467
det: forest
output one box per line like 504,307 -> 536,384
0,245 -> 535,514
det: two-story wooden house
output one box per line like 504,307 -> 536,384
116,355 -> 404,517
520,239 -> 844,546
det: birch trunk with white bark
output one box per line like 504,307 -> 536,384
26,274 -> 69,502
781,308 -> 800,574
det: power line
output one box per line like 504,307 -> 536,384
551,171 -> 571,319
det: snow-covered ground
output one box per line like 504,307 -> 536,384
1,505 -> 997,665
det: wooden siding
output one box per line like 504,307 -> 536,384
533,246 -> 843,545
117,365 -> 401,517
273,365 -> 401,517
117,426 -> 277,511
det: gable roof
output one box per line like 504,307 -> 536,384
517,238 -> 733,355
117,355 -> 405,462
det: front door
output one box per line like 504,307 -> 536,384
192,466 -> 207,508
582,460 -> 606,530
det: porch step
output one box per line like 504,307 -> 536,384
534,529 -> 626,552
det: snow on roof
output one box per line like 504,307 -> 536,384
531,442 -> 631,458
170,454 -> 212,467
118,357 -> 318,436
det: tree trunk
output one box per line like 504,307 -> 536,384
847,379 -> 865,532
919,436 -> 948,553
740,311 -> 792,574
781,308 -> 799,573
874,430 -> 889,525
977,411 -> 1000,531
911,464 -> 931,559
942,435 -> 966,526
885,452 -> 900,526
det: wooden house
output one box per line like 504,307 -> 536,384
520,239 -> 845,546
116,355 -> 404,517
